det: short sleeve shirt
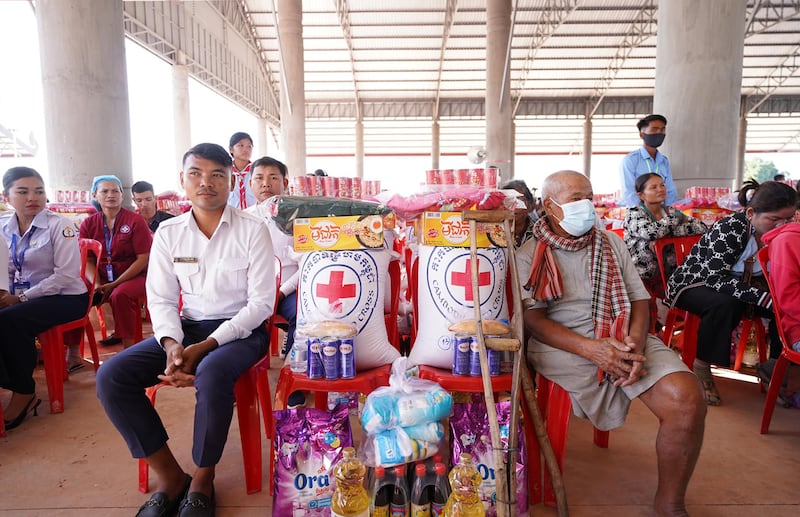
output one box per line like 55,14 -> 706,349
79,208 -> 152,282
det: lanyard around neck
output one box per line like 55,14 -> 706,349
11,227 -> 36,273
103,221 -> 114,259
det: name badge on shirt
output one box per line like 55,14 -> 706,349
106,264 -> 115,282
173,257 -> 199,263
12,281 -> 31,296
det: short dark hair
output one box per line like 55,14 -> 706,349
637,114 -> 667,132
252,156 -> 288,178
3,166 -> 44,193
634,172 -> 662,193
501,179 -> 534,208
229,132 -> 253,148
131,181 -> 155,195
182,143 -> 233,169
314,169 -> 328,177
774,173 -> 786,181
737,179 -> 797,213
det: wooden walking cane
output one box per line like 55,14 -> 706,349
463,209 -> 568,517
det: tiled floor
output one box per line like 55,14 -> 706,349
1,335 -> 799,516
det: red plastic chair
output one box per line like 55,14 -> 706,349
94,295 -> 148,343
655,235 -> 704,367
138,351 -> 274,495
273,363 -> 392,411
37,238 -> 102,414
656,235 -> 767,369
267,256 -> 288,357
756,247 -> 800,434
385,259 -> 401,350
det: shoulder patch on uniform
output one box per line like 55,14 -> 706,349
63,226 -> 76,238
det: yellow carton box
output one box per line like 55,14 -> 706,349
419,212 -> 506,248
293,215 -> 384,251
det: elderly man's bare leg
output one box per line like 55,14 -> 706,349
638,371 -> 706,516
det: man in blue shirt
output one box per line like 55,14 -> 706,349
619,114 -> 679,207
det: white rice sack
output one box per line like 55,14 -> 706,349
408,245 -> 509,369
298,249 -> 400,371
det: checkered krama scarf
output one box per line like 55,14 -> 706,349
525,216 -> 631,341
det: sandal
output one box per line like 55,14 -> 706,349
67,358 -> 86,373
693,360 -> 722,406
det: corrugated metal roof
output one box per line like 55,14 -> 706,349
244,0 -> 800,155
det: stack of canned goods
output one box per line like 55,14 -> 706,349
451,334 -> 501,377
306,336 -> 356,380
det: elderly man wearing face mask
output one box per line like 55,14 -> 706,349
619,114 -> 680,208
517,170 -> 706,517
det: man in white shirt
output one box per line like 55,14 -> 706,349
97,143 -> 275,517
246,156 -> 298,357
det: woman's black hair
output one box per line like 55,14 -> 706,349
501,179 -> 534,208
3,166 -> 44,194
634,172 -> 662,194
737,179 -> 797,213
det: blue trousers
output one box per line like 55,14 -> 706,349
276,291 -> 297,355
0,293 -> 88,394
96,319 -> 268,467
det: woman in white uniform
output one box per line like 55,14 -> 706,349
0,167 -> 89,431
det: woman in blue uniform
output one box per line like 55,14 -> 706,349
0,167 -> 89,430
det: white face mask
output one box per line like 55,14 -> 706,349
551,199 -> 596,236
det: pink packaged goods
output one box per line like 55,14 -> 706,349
351,177 -> 362,199
339,177 -> 352,198
323,176 -> 338,197
273,405 -> 353,516
450,395 -> 528,517
454,168 -> 470,185
469,168 -> 485,186
426,169 -> 441,185
441,169 -> 455,185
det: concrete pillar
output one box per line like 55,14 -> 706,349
485,0 -> 514,185
735,111 -> 747,188
432,120 -> 440,169
278,0 -> 306,177
355,118 -> 364,179
172,51 -> 191,172
258,116 -> 269,157
36,0 -> 133,198
654,0 -> 746,194
583,117 -> 593,178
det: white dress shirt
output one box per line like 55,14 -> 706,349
0,239 -> 8,292
246,199 -> 300,297
1,209 -> 86,299
146,205 -> 275,347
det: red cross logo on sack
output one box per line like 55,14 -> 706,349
315,269 -> 358,314
450,258 -> 491,302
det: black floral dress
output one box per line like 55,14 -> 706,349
623,204 -> 707,298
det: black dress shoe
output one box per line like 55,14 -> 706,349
3,397 -> 41,431
178,489 -> 215,517
99,335 -> 123,346
136,475 -> 192,517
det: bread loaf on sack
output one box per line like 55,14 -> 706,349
408,245 -> 509,368
297,248 -> 400,370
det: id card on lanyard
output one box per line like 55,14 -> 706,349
10,228 -> 35,295
103,222 -> 115,282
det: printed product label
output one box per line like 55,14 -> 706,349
420,212 -> 506,247
294,215 -> 384,251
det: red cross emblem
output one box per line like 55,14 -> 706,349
316,270 -> 357,305
450,258 -> 491,302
